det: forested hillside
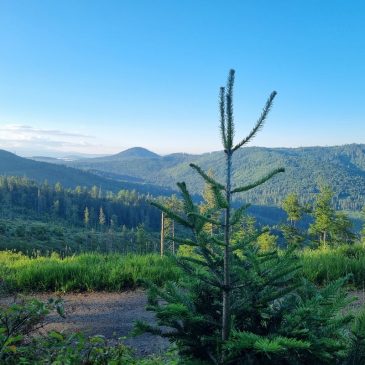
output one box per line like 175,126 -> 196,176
0,176 -> 160,230
0,149 -> 174,196
3,145 -> 365,211
67,144 -> 365,210
0,176 -> 162,254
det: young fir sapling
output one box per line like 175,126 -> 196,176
135,70 -> 353,365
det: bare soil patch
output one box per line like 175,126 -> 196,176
1,290 -> 169,356
348,290 -> 365,311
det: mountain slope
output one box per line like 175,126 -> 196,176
68,144 -> 365,210
0,150 -> 174,195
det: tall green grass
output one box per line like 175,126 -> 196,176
0,251 -> 180,292
2,244 -> 365,293
300,244 -> 365,289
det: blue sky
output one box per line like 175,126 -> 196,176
0,0 -> 364,156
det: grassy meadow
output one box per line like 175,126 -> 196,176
1,244 -> 365,293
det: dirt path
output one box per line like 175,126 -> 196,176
2,290 -> 169,356
2,289 -> 365,357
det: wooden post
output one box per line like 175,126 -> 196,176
172,221 -> 175,255
160,212 -> 164,257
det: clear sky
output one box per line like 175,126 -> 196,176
0,0 -> 364,156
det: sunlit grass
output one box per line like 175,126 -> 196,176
2,244 -> 365,293
300,244 -> 365,288
0,251 -> 179,292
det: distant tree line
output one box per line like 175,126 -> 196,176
0,176 -> 160,231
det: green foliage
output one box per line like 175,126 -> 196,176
0,297 -> 64,363
0,297 -> 177,364
0,252 -> 179,293
345,308 -> 365,365
300,244 -> 365,288
282,193 -> 304,224
280,193 -> 308,247
360,206 -> 365,244
256,230 -> 277,251
140,246 -> 356,364
0,218 -> 159,255
309,185 -> 355,246
309,185 -> 336,245
281,224 -> 307,248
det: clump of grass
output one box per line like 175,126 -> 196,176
300,244 -> 365,288
0,251 -> 180,293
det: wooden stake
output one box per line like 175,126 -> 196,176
160,212 -> 164,257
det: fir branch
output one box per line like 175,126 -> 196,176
230,204 -> 251,226
267,264 -> 302,285
226,69 -> 235,150
179,255 -> 207,267
176,259 -> 223,289
258,284 -> 302,305
231,167 -> 285,194
132,321 -> 163,337
210,236 -> 226,247
165,236 -> 199,247
189,163 -> 225,190
231,230 -> 269,252
176,182 -> 196,216
150,201 -> 193,228
233,90 -> 277,151
179,255 -> 223,284
211,185 -> 228,208
198,246 -> 224,283
220,86 -> 227,150
187,211 -> 224,227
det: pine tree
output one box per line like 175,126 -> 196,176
90,186 -> 98,199
281,193 -> 306,248
135,70 -> 354,364
257,229 -> 278,251
99,207 -> 106,229
54,182 -> 63,193
136,224 -> 147,254
309,185 -> 354,246
84,207 -> 90,227
161,195 -> 184,255
282,193 -> 303,226
309,185 -> 336,246
332,211 -> 355,245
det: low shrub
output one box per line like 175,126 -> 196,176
0,297 -> 177,364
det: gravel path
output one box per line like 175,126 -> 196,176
2,290 -> 169,356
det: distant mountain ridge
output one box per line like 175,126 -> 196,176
2,144 -> 365,210
0,149 -> 175,196
67,144 -> 365,210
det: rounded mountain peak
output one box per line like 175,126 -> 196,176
113,147 -> 160,159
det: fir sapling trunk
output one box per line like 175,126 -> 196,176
222,150 -> 232,342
